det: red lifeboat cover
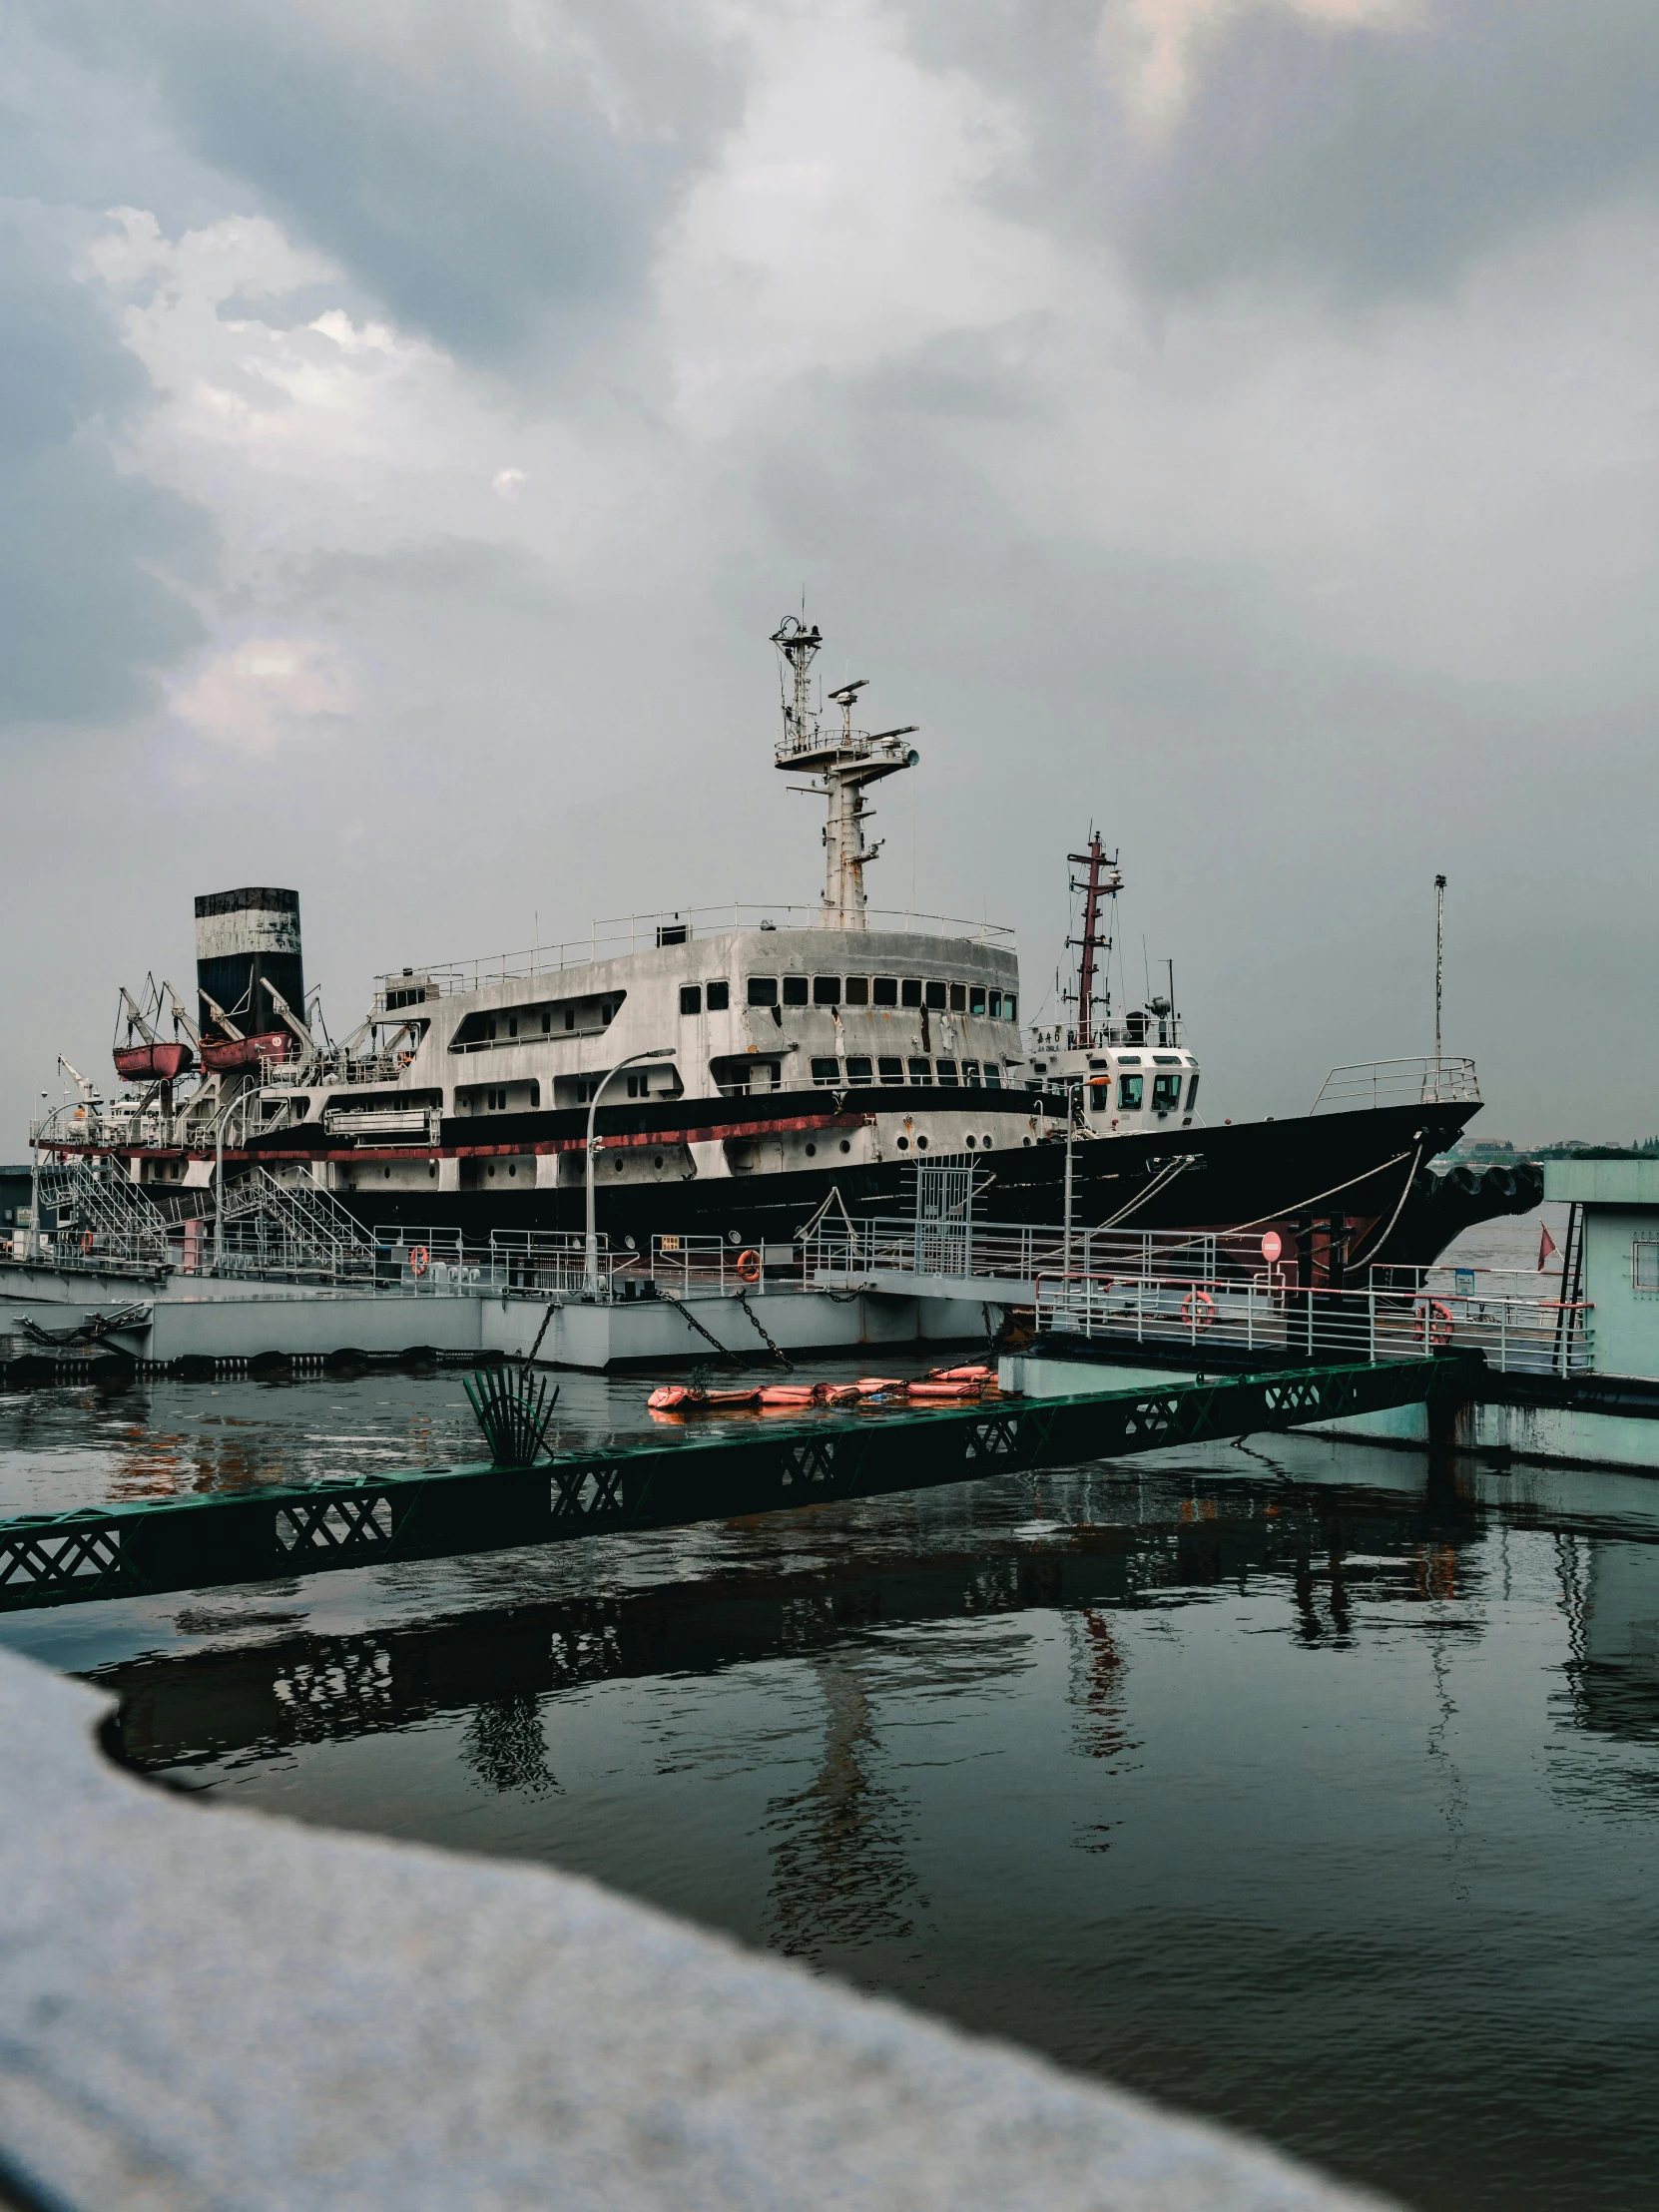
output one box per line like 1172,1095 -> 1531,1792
113,1041 -> 195,1083
199,1031 -> 293,1073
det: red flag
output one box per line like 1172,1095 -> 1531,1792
1538,1223 -> 1558,1270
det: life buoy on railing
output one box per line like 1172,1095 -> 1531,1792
80,1230 -> 94,1257
1414,1297 -> 1454,1349
1181,1288 -> 1217,1331
409,1244 -> 430,1279
736,1248 -> 762,1284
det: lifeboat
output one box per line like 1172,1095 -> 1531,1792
200,1031 -> 292,1073
113,1041 -> 194,1084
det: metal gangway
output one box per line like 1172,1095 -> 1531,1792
33,1154 -> 173,1275
213,1169 -> 378,1282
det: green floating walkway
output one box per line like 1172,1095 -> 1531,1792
0,1358 -> 1476,1614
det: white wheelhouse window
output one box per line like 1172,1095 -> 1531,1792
1634,1239 -> 1659,1295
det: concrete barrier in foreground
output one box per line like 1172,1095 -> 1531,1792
0,1649 -> 1394,2211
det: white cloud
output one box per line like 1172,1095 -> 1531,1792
657,0 -> 1064,425
1097,0 -> 1418,134
171,637 -> 355,754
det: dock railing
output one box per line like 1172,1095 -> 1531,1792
1036,1270 -> 1593,1378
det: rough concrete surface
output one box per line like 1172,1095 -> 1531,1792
0,1647 -> 1395,2211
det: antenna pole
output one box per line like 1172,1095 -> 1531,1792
1066,830 -> 1123,1051
1432,879 -> 1450,1088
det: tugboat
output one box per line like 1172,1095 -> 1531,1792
62,614 -> 1536,1270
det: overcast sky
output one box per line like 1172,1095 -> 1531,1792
4,0 -> 1656,1148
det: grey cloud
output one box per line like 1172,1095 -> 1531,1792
899,0 -> 1659,301
0,216 -> 210,727
22,0 -> 745,359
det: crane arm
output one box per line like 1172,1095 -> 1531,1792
118,986 -> 159,1045
261,976 -> 317,1056
162,981 -> 203,1049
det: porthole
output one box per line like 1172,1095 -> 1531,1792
964,1134 -> 975,1150
805,1142 -> 817,1158
428,1163 -> 437,1178
614,1158 -> 625,1173
653,1154 -> 664,1169
1022,1136 -> 1031,1147
728,1228 -> 742,1245
838,1138 -> 850,1154
383,1166 -> 391,1179
983,1133 -> 993,1148
896,1135 -> 909,1151
624,1235 -> 638,1251
487,1163 -> 495,1179
916,1134 -> 929,1150
508,1163 -> 516,1177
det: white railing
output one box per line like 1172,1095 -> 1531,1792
805,1217 -> 1274,1293
1036,1272 -> 1592,1378
1310,1058 -> 1481,1114
373,903 -> 1016,1000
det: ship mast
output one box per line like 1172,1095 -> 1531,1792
772,615 -> 919,928
1066,830 -> 1123,1049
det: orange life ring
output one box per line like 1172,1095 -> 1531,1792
1181,1288 -> 1217,1331
736,1247 -> 762,1283
1414,1297 -> 1454,1349
409,1244 -> 430,1279
80,1230 -> 94,1256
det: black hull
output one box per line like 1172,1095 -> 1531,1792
328,1096 -> 1536,1270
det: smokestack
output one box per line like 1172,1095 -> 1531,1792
195,887 -> 303,1039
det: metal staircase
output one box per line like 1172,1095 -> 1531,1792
37,1155 -> 171,1272
215,1169 -> 377,1280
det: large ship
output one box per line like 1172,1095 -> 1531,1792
66,615 -> 1535,1274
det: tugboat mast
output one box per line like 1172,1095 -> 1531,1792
771,614 -> 919,928
1065,830 -> 1123,1049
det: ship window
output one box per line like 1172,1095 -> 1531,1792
1152,1073 -> 1182,1114
924,980 -> 947,1010
783,975 -> 809,1006
969,986 -> 986,1015
935,1059 -> 959,1086
908,1057 -> 932,1086
1186,1073 -> 1201,1113
873,977 -> 898,1007
1002,994 -> 1018,1021
811,1056 -> 839,1085
987,990 -> 1002,1018
1088,1080 -> 1109,1111
844,976 -> 869,1006
680,985 -> 702,1016
948,983 -> 967,1012
846,1056 -> 873,1084
984,1066 -> 1001,1090
962,1060 -> 980,1086
1118,1074 -> 1144,1110
486,1019 -> 497,1041
508,1017 -> 518,1037
1636,1240 -> 1659,1294
1118,1053 -> 1141,1066
901,978 -> 923,1008
707,980 -> 730,1012
748,976 -> 778,1007
565,1009 -> 576,1029
813,975 -> 840,1006
878,1056 -> 904,1083
1153,1053 -> 1182,1065
529,1080 -> 540,1108
542,1013 -> 551,1033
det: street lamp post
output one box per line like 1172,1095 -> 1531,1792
585,1048 -> 674,1296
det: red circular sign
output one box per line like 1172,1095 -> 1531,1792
1261,1231 -> 1283,1263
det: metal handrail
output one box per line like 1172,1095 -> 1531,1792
373,904 -> 1017,1001
1310,1057 -> 1481,1114
1035,1269 -> 1592,1378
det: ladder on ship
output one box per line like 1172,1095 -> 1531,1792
215,1168 -> 377,1281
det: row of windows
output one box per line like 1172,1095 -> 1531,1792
1087,1071 -> 1199,1114
477,1000 -> 621,1042
809,1055 -> 1005,1090
678,982 -> 732,1015
749,976 -> 1016,1017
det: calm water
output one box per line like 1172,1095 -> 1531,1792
2,1204 -> 1653,2212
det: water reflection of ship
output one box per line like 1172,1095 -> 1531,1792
1559,1536 -> 1659,1746
764,1653 -> 921,1961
